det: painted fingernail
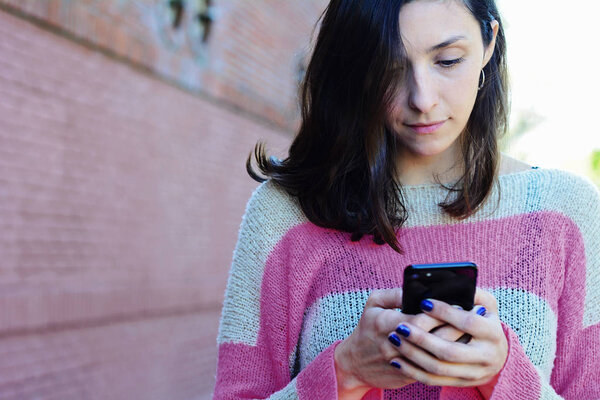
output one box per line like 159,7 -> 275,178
388,333 -> 401,347
396,324 -> 410,338
452,305 -> 464,310
390,361 -> 402,369
477,307 -> 487,316
421,299 -> 434,312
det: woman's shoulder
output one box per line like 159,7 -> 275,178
498,153 -> 598,197
242,179 -> 308,234
498,153 -> 532,175
500,166 -> 598,201
247,179 -> 302,211
496,159 -> 599,230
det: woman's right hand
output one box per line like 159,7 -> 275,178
334,288 -> 467,399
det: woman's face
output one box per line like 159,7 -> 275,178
386,0 -> 498,164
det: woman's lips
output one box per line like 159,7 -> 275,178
405,120 -> 446,134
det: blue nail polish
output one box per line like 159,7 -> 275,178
388,333 -> 401,347
477,307 -> 487,316
421,299 -> 434,312
390,361 -> 402,369
396,324 -> 410,338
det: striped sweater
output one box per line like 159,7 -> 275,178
214,168 -> 600,399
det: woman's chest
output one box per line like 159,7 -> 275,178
292,216 -> 567,379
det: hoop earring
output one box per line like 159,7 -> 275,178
478,69 -> 486,91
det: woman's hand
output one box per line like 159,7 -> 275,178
387,289 -> 508,394
334,288 -> 468,399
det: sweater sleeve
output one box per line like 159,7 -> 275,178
213,181 -> 346,399
442,176 -> 600,400
492,178 -> 600,399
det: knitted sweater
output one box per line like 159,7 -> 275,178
214,168 -> 600,399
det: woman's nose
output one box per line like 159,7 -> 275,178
408,70 -> 438,114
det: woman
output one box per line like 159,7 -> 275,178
214,0 -> 600,398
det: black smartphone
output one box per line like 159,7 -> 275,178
401,262 -> 478,315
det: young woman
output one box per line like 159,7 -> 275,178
214,0 -> 600,399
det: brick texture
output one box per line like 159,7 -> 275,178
0,309 -> 220,400
0,0 -> 325,397
0,0 -> 326,131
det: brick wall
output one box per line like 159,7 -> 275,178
0,0 -> 326,398
0,0 -> 325,131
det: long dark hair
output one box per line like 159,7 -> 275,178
247,0 -> 509,253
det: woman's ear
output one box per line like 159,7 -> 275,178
482,20 -> 499,68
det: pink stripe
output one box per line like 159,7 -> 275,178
262,211 -> 585,338
551,266 -> 600,399
214,340 -> 342,399
551,324 -> 600,397
492,322 -> 542,399
552,222 -> 591,394
296,340 -> 341,399
214,342 -> 290,399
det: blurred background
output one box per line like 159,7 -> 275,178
0,0 -> 598,399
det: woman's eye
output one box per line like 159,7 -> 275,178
438,57 -> 464,68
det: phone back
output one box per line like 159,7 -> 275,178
401,262 -> 477,314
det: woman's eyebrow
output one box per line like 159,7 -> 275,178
427,35 -> 468,54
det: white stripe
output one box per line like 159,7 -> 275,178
218,180 -> 307,345
264,379 -> 299,400
489,288 -> 557,381
298,291 -> 370,371
538,375 -> 564,400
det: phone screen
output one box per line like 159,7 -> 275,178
401,262 -> 477,315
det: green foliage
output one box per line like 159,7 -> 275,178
592,150 -> 600,172
591,150 -> 600,186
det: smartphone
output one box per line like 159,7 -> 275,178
401,262 -> 478,315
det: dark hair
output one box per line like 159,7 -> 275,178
247,0 -> 509,253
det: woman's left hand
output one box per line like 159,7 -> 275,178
388,288 -> 508,391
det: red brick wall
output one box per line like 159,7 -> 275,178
0,0 -> 326,398
0,0 -> 324,131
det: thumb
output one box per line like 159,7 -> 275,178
365,288 -> 403,310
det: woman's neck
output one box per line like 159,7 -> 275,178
396,152 -> 532,186
395,143 -> 464,186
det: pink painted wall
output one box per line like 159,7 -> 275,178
0,0 -> 326,398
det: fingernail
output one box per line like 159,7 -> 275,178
477,307 -> 487,316
388,333 -> 401,347
452,305 -> 464,310
395,324 -> 410,338
390,361 -> 402,369
421,299 -> 434,312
